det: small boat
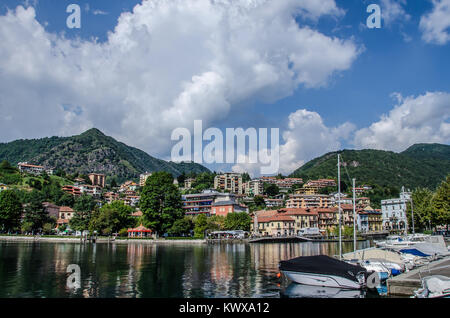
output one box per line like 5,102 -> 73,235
414,275 -> 450,298
282,283 -> 365,298
279,255 -> 367,290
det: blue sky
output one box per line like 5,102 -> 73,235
0,0 -> 449,175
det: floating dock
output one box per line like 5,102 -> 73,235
387,256 -> 450,297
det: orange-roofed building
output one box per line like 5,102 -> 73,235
127,224 -> 152,238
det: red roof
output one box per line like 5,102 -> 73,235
258,215 -> 295,223
127,224 -> 152,233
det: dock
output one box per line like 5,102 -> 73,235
387,256 -> 450,297
248,236 -> 367,243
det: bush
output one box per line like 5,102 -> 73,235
118,228 -> 128,237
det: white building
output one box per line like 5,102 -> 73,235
381,187 -> 411,234
214,173 -> 243,194
244,179 -> 264,196
139,172 -> 152,187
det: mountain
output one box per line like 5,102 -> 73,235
0,128 -> 209,181
289,144 -> 450,190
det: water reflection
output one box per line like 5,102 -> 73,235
0,240 -> 373,298
281,284 -> 366,298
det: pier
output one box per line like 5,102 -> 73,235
387,256 -> 450,297
248,236 -> 367,243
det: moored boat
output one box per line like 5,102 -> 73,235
279,255 -> 367,290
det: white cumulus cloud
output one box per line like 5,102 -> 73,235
420,0 -> 450,45
0,0 -> 359,159
353,92 -> 450,152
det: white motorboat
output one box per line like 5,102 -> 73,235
279,255 -> 367,290
414,275 -> 450,298
283,283 -> 365,298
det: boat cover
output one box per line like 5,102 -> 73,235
342,248 -> 403,264
279,255 -> 367,283
400,243 -> 450,257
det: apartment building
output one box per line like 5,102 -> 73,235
264,198 -> 284,208
79,184 -> 102,197
286,194 -> 332,209
139,172 -> 152,187
243,179 -> 264,196
214,173 -> 243,194
305,179 -> 336,188
89,173 -> 106,188
182,190 -> 238,216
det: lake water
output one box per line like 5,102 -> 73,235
0,240 -> 378,298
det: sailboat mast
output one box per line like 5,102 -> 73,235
338,154 -> 342,260
353,178 -> 356,255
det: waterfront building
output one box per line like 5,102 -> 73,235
212,200 -> 248,217
252,208 -> 319,236
317,208 -> 338,233
88,173 -> 106,188
17,162 -> 45,175
253,215 -> 296,237
42,202 -> 60,219
57,206 -> 75,227
127,224 -> 152,238
286,194 -> 331,209
139,172 -> 152,186
381,187 -> 410,234
182,189 -> 239,216
214,173 -> 243,194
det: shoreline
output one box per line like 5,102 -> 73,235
0,235 -> 206,244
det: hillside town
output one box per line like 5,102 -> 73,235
0,160 -> 426,239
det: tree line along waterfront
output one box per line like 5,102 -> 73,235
0,159 -> 448,238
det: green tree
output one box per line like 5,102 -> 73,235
264,183 -> 279,197
23,190 -> 50,233
194,214 -> 208,238
70,194 -> 97,232
140,171 -> 184,236
432,175 -> 450,231
0,190 -> 23,232
58,193 -> 75,207
253,195 -> 266,207
0,160 -> 17,174
224,212 -> 252,231
206,215 -> 225,231
407,188 -> 434,231
89,201 -> 134,235
192,172 -> 215,192
168,217 -> 193,236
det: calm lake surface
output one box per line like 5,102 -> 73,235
0,240 -> 378,298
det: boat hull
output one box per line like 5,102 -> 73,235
282,270 -> 363,289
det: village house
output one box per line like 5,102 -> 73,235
56,206 -> 75,228
17,162 -> 45,175
251,208 -> 319,236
